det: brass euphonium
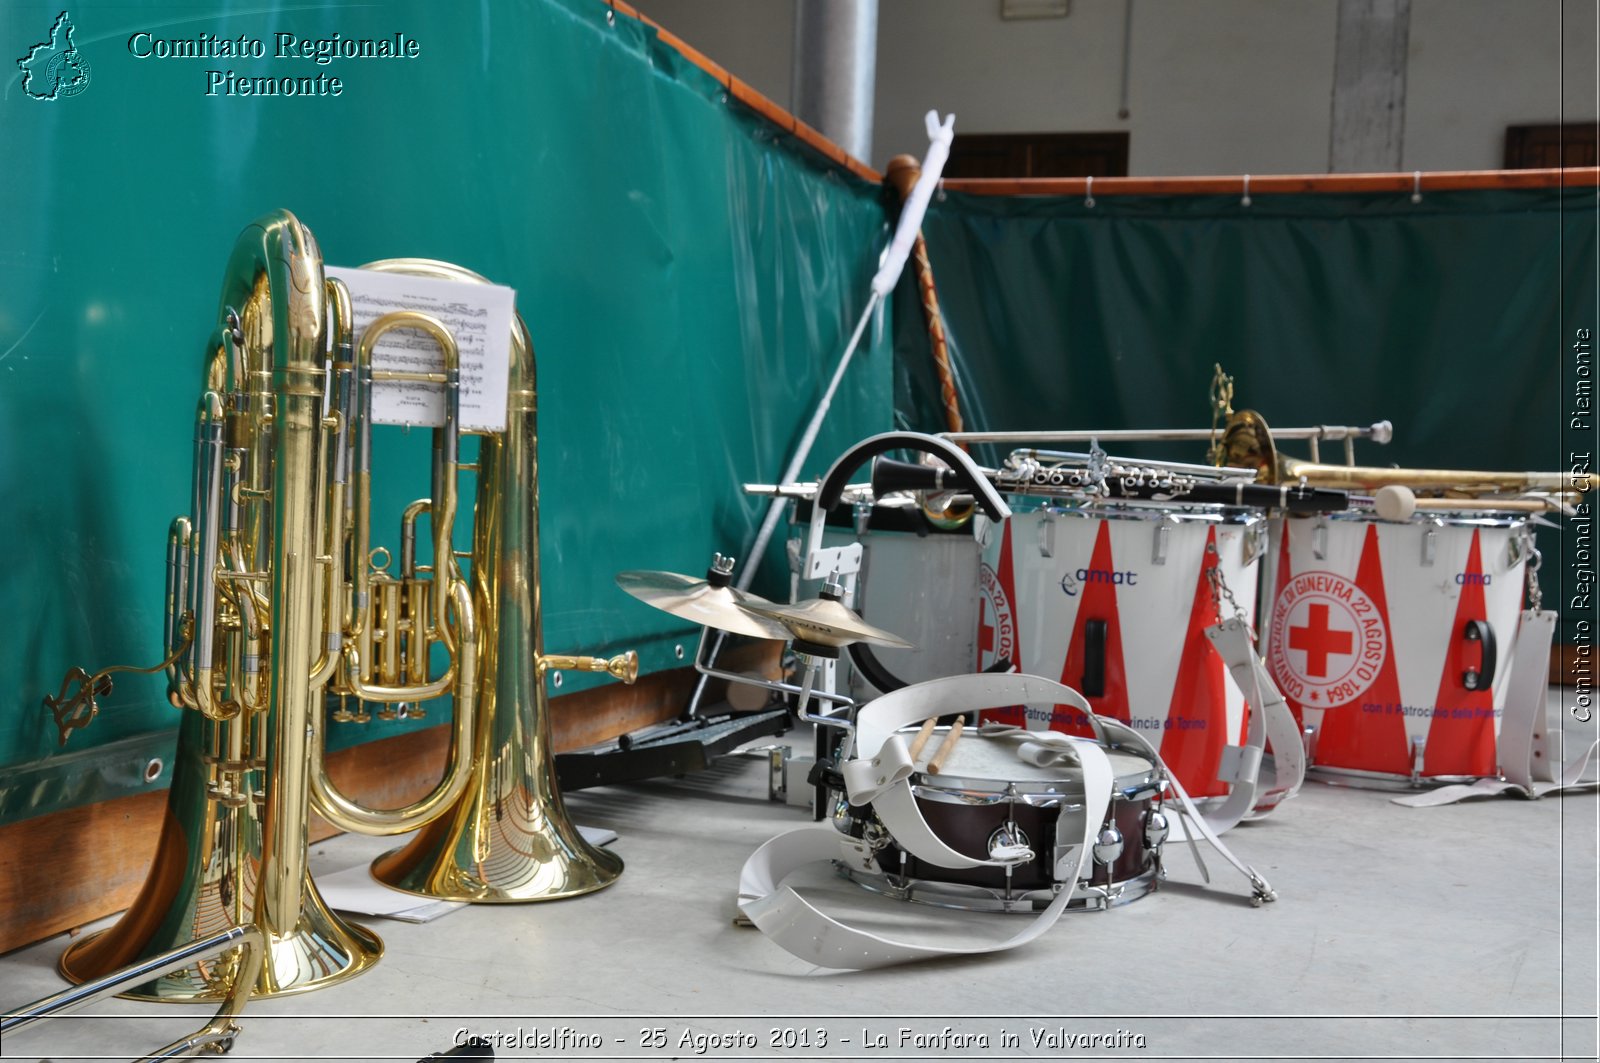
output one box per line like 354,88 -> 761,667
44,212 -> 630,1001
354,258 -> 629,902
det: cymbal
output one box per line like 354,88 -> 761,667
614,569 -> 792,641
740,597 -> 915,650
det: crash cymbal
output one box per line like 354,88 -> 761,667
740,596 -> 914,651
615,565 -> 791,641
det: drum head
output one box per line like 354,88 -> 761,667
909,729 -> 1156,795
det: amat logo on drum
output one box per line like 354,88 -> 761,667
1269,571 -> 1389,708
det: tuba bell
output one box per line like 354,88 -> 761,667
44,212 -> 631,1000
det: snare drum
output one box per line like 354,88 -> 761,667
837,728 -> 1167,913
1263,511 -> 1531,786
974,504 -> 1265,798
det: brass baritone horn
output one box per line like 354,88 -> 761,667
355,258 -> 630,902
44,213 -> 630,1001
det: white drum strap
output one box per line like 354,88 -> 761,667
1204,618 -> 1306,826
738,731 -> 1110,968
1393,610 -> 1599,807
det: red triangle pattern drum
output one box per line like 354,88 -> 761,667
974,504 -> 1265,799
1261,512 -> 1531,786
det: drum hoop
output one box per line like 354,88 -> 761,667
1294,511 -> 1529,530
1009,501 -> 1265,527
907,749 -> 1160,799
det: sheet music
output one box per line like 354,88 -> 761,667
326,266 -> 514,432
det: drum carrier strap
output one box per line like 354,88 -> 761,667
737,673 -> 1274,971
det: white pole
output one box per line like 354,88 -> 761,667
736,111 -> 955,592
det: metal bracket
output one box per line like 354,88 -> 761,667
1312,516 -> 1329,561
1242,519 -> 1266,567
804,542 -> 863,580
1153,514 -> 1176,565
1421,519 -> 1441,567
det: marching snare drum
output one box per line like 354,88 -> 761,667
836,727 -> 1167,913
974,503 -> 1266,799
1263,511 -> 1531,786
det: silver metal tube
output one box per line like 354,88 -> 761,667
792,0 -> 878,161
943,422 -> 1392,446
189,392 -> 226,712
2,925 -> 265,1061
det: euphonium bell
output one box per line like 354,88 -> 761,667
43,214 -> 630,1001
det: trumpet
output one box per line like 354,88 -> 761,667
43,213 -> 629,1001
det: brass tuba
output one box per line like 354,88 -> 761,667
45,212 -> 631,1001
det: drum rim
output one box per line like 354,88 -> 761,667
1004,501 -> 1266,526
1282,511 -> 1529,530
906,735 -> 1161,798
839,862 -> 1161,913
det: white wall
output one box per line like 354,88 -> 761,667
632,0 -> 1598,174
1405,0 -> 1599,171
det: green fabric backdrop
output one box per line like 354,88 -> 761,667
0,0 -> 894,821
895,186 -> 1598,642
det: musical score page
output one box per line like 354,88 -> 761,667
326,266 -> 514,432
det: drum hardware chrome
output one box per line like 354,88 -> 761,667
1092,823 -> 1125,865
831,791 -> 855,832
1034,507 -> 1057,558
988,822 -> 1032,860
1242,518 -> 1267,566
1143,809 -> 1170,850
1518,530 -> 1544,611
851,500 -> 872,536
768,746 -> 791,802
1461,620 -> 1494,691
1153,514 -> 1176,565
1302,724 -> 1320,761
1312,516 -> 1329,560
1120,781 -> 1164,802
1421,518 -> 1443,566
1409,736 -> 1427,785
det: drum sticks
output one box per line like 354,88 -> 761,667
926,717 -> 965,775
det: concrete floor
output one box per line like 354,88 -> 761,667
3,691 -> 1596,1063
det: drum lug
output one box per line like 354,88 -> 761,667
1312,516 -> 1329,561
1242,519 -> 1266,567
1037,508 -> 1056,558
1143,809 -> 1170,851
1507,530 -> 1528,568
1421,519 -> 1442,567
1409,735 -> 1427,785
1092,824 -> 1125,866
1152,515 -> 1176,565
